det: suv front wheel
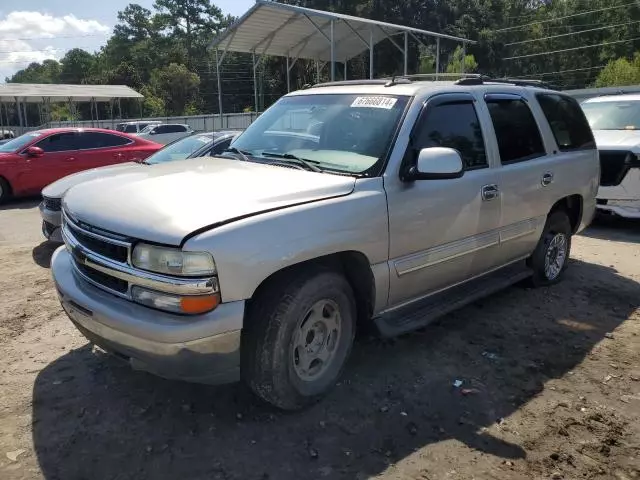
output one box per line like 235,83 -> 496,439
242,268 -> 356,410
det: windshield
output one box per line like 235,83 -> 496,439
582,100 -> 640,130
0,132 -> 43,153
123,124 -> 138,133
231,94 -> 409,175
139,125 -> 154,134
144,134 -> 212,164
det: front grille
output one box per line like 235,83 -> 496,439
66,222 -> 128,263
43,196 -> 62,211
75,262 -> 128,294
599,150 -> 634,187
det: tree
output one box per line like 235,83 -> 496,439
153,0 -> 224,67
445,46 -> 479,74
595,54 -> 640,87
114,4 -> 156,41
150,63 -> 200,115
60,49 -> 95,84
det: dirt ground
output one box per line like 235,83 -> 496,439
0,199 -> 639,480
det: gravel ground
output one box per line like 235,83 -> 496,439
0,199 -> 639,480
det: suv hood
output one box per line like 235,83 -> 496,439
63,157 -> 356,245
593,130 -> 640,150
42,162 -> 141,199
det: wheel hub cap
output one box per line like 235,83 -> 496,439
292,300 -> 341,382
544,233 -> 567,280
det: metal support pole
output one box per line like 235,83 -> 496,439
252,51 -> 258,113
286,54 -> 291,93
344,60 -> 347,80
216,49 -> 223,122
330,20 -> 335,81
461,42 -> 466,74
16,98 -> 23,131
138,99 -> 143,120
369,29 -> 374,79
0,103 -> 3,133
94,98 -> 99,124
436,38 -> 440,80
316,60 -> 320,83
23,101 -> 28,129
117,98 -> 122,120
404,32 -> 408,76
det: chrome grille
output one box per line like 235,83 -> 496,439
43,196 -> 62,211
65,220 -> 129,263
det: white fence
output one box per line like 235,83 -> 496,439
46,112 -> 261,133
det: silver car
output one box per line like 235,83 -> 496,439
40,131 -> 241,242
52,79 -> 599,410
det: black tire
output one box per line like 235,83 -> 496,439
242,268 -> 356,410
0,177 -> 10,204
528,210 -> 572,287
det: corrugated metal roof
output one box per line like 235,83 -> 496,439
0,83 -> 144,103
211,0 -> 472,63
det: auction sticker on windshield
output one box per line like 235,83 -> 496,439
351,97 -> 398,109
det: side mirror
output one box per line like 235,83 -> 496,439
25,146 -> 44,158
406,147 -> 464,181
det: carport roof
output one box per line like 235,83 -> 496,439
0,83 -> 144,103
210,0 -> 473,63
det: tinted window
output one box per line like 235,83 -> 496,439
486,98 -> 545,164
156,125 -> 186,134
123,125 -> 138,133
36,132 -> 81,152
210,138 -> 232,155
77,132 -> 131,149
412,101 -> 487,169
537,94 -> 595,151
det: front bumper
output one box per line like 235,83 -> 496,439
52,247 -> 245,385
39,202 -> 62,242
596,199 -> 640,219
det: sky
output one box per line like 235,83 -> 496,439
0,0 -> 254,81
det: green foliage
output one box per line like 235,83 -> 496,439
150,63 -> 200,115
595,54 -> 640,87
445,46 -> 479,74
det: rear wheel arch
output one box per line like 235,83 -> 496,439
549,194 -> 583,233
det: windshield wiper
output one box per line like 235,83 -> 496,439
222,147 -> 252,162
261,151 -> 322,173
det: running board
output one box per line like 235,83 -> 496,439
374,261 -> 532,338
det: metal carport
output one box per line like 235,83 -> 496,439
0,83 -> 144,134
210,0 -> 473,114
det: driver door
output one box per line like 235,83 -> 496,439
385,93 -> 502,306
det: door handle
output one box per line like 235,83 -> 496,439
481,184 -> 500,201
542,172 -> 554,186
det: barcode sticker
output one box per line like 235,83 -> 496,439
351,96 -> 398,109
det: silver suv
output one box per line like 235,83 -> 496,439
52,78 -> 599,409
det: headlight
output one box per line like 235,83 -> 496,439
131,286 -> 220,315
132,243 -> 216,276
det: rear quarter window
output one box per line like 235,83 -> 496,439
536,94 -> 596,152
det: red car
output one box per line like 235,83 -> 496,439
0,128 -> 162,203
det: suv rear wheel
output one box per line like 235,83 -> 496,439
528,210 -> 572,286
242,269 -> 356,410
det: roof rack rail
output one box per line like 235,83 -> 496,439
455,76 -> 556,89
310,79 -> 413,89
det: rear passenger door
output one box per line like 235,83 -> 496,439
483,93 -> 560,264
75,132 -> 134,169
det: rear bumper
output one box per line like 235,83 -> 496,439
39,202 -> 62,242
52,247 -> 244,385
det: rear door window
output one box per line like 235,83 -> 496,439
536,93 -> 596,151
485,95 -> 546,164
77,132 -> 132,149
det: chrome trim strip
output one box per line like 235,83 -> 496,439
393,217 -> 543,277
63,211 -> 131,247
394,230 -> 500,277
63,224 -> 218,296
70,260 -> 130,300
